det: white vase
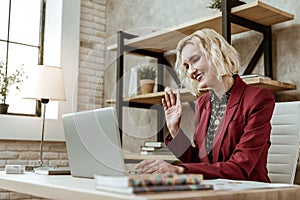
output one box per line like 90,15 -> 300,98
128,68 -> 139,97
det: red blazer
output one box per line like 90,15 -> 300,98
166,75 -> 275,182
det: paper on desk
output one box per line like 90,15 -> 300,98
202,179 -> 295,191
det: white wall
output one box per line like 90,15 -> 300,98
0,0 -> 80,141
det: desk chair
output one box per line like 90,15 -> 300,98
268,101 -> 300,184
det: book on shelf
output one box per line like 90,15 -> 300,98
240,73 -> 271,79
96,183 -> 213,194
140,146 -> 158,152
94,173 -> 212,194
144,141 -> 164,148
140,145 -> 173,155
140,141 -> 173,155
140,148 -> 173,155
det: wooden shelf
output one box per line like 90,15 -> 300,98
242,77 -> 297,91
106,78 -> 297,105
107,0 -> 294,53
106,89 -> 197,105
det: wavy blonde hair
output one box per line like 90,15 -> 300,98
175,28 -> 240,96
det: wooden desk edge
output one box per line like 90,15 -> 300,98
0,171 -> 300,200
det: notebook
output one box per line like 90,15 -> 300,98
62,107 -> 132,178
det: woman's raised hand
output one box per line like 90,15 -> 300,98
162,89 -> 182,138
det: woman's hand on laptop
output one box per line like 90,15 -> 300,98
135,159 -> 185,174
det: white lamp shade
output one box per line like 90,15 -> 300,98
22,65 -> 66,101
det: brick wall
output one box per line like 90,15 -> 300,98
0,140 -> 68,168
0,1 -> 108,198
78,0 -> 107,111
0,140 -> 67,200
0,188 -> 46,200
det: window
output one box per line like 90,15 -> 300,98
0,0 -> 44,115
0,0 -> 80,141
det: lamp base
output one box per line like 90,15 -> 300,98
34,166 -> 54,174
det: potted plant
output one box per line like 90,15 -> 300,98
0,61 -> 25,114
208,0 -> 245,11
138,66 -> 156,94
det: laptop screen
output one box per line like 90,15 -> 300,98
62,107 -> 127,178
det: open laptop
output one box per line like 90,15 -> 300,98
62,107 -> 132,178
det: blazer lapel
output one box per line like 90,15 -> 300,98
212,75 -> 247,163
197,100 -> 211,161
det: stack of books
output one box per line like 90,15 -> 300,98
94,173 -> 213,194
140,141 -> 173,155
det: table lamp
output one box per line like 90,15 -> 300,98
22,65 -> 66,170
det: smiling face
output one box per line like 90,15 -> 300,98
181,43 -> 219,90
175,29 -> 240,96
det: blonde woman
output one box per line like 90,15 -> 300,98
136,29 -> 275,182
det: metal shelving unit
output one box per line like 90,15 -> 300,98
108,0 -> 296,145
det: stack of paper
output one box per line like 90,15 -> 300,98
202,179 -> 294,191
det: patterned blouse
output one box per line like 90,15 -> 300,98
206,89 -> 231,163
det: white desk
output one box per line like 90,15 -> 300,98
0,171 -> 300,200
0,171 -> 128,200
